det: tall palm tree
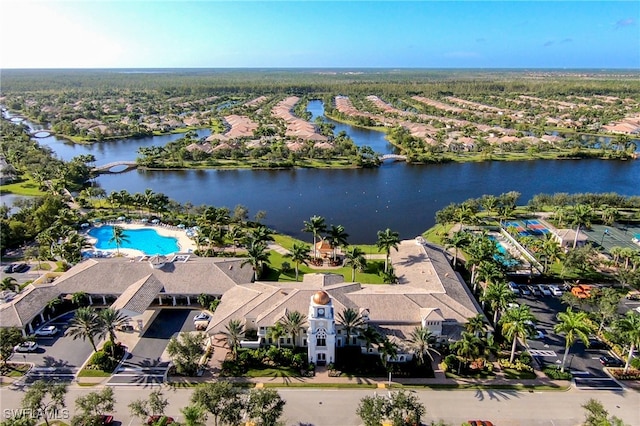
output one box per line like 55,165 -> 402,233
500,305 -> 536,363
279,310 -> 307,347
376,228 -> 400,273
444,230 -> 471,268
303,215 -> 326,260
247,224 -> 274,245
554,308 -> 593,372
343,247 -> 367,282
336,308 -> 365,346
284,243 -> 310,281
451,332 -> 482,373
482,281 -> 515,326
408,326 -> 440,366
66,306 -> 103,352
474,260 -> 504,294
614,311 -> 640,374
360,326 -> 382,353
568,204 -> 593,249
465,314 -> 488,337
109,225 -> 129,255
99,308 -> 128,345
539,233 -> 563,273
327,224 -> 349,261
241,239 -> 269,281
220,319 -> 244,360
379,338 -> 399,370
267,323 -> 286,349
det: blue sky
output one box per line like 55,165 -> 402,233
1,1 -> 638,69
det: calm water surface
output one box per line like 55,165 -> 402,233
3,105 -> 640,243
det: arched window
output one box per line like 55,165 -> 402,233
316,328 -> 327,347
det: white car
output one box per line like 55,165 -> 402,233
14,341 -> 38,353
34,326 -> 58,337
549,285 -> 564,296
635,306 -> 640,314
193,312 -> 211,323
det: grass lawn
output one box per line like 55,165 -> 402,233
245,367 -> 300,378
0,178 -> 46,196
445,370 -> 496,380
502,368 -> 537,380
0,363 -> 30,377
77,368 -> 112,377
267,250 -> 387,284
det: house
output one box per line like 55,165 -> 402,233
552,228 -> 589,248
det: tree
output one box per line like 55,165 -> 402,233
71,291 -> 88,306
444,230 -> 471,268
482,281 -> 515,326
279,310 -> 307,347
109,225 -> 129,255
166,331 -> 206,376
499,305 -> 536,363
180,405 -> 207,426
0,327 -> 25,368
376,228 -> 400,273
465,314 -> 488,337
451,332 -> 482,373
0,276 -> 19,292
592,288 -> 621,333
538,233 -> 563,273
356,393 -> 387,426
245,388 -> 285,426
343,246 -> 367,282
361,325 -> 382,353
266,323 -> 286,349
614,311 -> 640,373
408,326 -> 440,366
98,308 -> 128,345
220,319 -> 244,360
386,389 -> 427,426
568,204 -> 593,249
241,239 -> 269,281
21,380 -> 67,426
336,307 -> 365,346
128,390 -> 169,421
581,398 -> 627,426
284,243 -> 310,281
73,387 -> 115,425
327,224 -> 349,261
65,306 -> 103,352
191,382 -> 242,426
379,338 -> 399,370
554,308 -> 593,372
303,215 -> 326,259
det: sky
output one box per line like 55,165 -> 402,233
0,0 -> 638,69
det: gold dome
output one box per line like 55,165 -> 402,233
312,290 -> 331,305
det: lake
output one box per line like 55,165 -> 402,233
2,104 -> 640,243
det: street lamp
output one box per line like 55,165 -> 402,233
600,228 -> 609,246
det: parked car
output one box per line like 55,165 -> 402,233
14,341 -> 38,353
599,356 -> 624,367
549,285 -> 564,296
3,264 -> 15,273
99,415 -> 114,425
520,285 -> 531,296
571,284 -> 594,299
193,312 -> 211,322
539,285 -> 552,296
530,285 -> 542,296
34,325 -> 58,337
635,306 -> 640,314
587,338 -> 607,350
146,416 -> 174,425
13,263 -> 30,273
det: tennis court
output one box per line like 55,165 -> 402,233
504,219 -> 551,237
583,224 -> 640,253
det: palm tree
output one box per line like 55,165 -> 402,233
336,308 -> 365,346
554,308 -> 593,372
408,326 -> 440,366
465,314 -> 488,337
327,224 -> 349,261
376,228 -> 400,273
99,308 -> 128,345
343,247 -> 367,282
379,338 -> 399,370
360,326 -> 382,353
568,204 -> 593,249
0,277 -> 18,292
500,305 -> 536,363
284,243 -> 310,281
66,306 -> 103,352
614,311 -> 640,373
267,323 -> 286,349
220,319 -> 244,360
482,281 -> 515,326
180,405 -> 207,426
444,230 -> 471,268
247,224 -> 274,245
303,215 -> 326,260
241,239 -> 269,281
451,332 -> 482,373
279,310 -> 307,347
71,291 -> 88,306
539,233 -> 563,273
109,225 -> 129,255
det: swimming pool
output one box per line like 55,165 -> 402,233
489,236 -> 519,267
87,226 -> 180,256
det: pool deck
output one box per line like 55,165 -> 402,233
86,222 -> 197,257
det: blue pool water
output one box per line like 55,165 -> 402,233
87,226 -> 180,255
489,236 -> 519,267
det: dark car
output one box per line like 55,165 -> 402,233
13,263 -> 30,273
599,356 -> 624,367
99,415 -> 114,425
587,338 -> 608,350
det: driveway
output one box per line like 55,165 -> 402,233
109,308 -> 201,385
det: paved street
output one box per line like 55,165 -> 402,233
1,385 -> 638,426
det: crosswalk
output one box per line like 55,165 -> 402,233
528,349 -> 557,357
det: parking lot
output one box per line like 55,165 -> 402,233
109,308 -> 203,385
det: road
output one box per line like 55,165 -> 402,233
1,385 -> 638,426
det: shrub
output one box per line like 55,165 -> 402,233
608,367 -> 640,380
498,358 -> 534,373
543,366 -> 572,380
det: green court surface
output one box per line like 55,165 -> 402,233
583,223 -> 640,253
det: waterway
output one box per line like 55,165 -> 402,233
2,105 -> 640,244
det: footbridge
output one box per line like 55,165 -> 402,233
92,161 -> 138,173
379,154 -> 407,162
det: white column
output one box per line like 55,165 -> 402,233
39,313 -> 45,322
88,295 -> 93,305
172,296 -> 176,306
186,296 -> 191,305
158,296 -> 163,305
